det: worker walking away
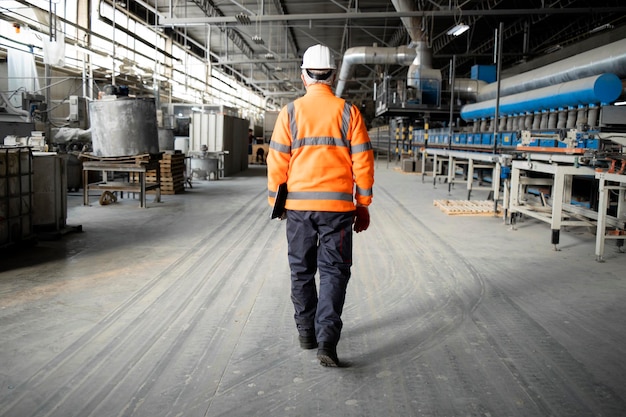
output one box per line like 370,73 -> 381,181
267,44 -> 375,367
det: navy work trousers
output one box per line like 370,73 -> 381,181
286,210 -> 354,346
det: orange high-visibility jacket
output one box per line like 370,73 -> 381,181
267,83 -> 374,212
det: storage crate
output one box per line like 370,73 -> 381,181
0,146 -> 34,246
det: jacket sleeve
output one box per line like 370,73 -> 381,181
349,105 -> 375,207
266,106 -> 292,206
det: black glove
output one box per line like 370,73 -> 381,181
354,206 -> 370,233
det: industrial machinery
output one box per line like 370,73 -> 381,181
363,36 -> 626,258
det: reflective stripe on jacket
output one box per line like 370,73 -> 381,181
267,83 -> 374,212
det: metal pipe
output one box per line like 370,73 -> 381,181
539,110 -> 550,129
477,38 -> 626,101
557,108 -> 567,129
576,106 -> 587,127
532,112 -> 541,130
492,22 -> 503,153
548,109 -> 557,129
390,0 -> 423,42
448,55 -> 456,150
524,113 -> 532,130
335,46 -> 416,97
160,8 -> 626,26
588,105 -> 599,127
453,79 -> 487,100
566,107 -> 577,128
336,0 -> 433,98
461,73 -> 623,121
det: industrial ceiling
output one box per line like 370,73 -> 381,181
128,0 -> 626,107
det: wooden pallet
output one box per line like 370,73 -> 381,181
149,187 -> 184,195
433,199 -> 501,216
79,152 -> 162,164
130,153 -> 186,194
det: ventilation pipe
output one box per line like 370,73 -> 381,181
335,0 -> 443,98
460,73 -> 622,121
335,46 -> 416,98
477,38 -> 626,101
391,0 -> 420,41
453,79 -> 488,101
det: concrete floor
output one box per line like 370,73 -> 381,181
1,161 -> 625,417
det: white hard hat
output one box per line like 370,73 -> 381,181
301,44 -> 336,70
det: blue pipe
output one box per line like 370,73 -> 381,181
460,73 -> 622,121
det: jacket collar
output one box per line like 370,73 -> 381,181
305,83 -> 335,96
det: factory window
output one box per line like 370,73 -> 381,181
0,0 -> 266,114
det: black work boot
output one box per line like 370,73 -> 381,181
317,342 -> 339,367
298,334 -> 318,349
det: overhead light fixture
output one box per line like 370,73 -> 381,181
264,53 -> 274,60
447,23 -> 469,37
589,23 -> 613,34
545,44 -> 561,54
235,13 -> 251,25
252,35 -> 264,45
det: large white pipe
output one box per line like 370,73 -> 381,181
478,38 -> 626,101
390,0 -> 423,42
453,79 -> 488,101
461,73 -> 623,121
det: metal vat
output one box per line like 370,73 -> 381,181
89,97 -> 159,157
189,150 -> 220,180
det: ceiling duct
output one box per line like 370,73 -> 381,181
335,0 -> 442,98
477,38 -> 626,102
461,73 -> 623,121
406,40 -> 441,93
335,46 -> 416,97
391,0 -> 422,43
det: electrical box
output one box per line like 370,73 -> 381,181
599,105 -> 626,127
69,95 -> 89,129
471,65 -> 497,84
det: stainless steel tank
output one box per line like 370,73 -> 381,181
89,97 -> 159,157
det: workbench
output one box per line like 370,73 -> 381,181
82,160 -> 161,208
421,148 -> 511,202
509,159 -> 596,248
595,171 -> 626,261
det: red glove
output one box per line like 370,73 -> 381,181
354,206 -> 370,233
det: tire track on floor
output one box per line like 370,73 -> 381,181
0,191 -> 272,417
377,174 -> 626,415
472,284 -> 626,416
352,185 -> 486,362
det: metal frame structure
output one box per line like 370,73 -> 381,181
595,171 -> 626,261
508,159 -> 597,249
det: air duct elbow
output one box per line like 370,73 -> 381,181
335,46 -> 416,97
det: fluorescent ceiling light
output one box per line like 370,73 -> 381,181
545,44 -> 561,54
589,23 -> 613,34
447,24 -> 469,37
